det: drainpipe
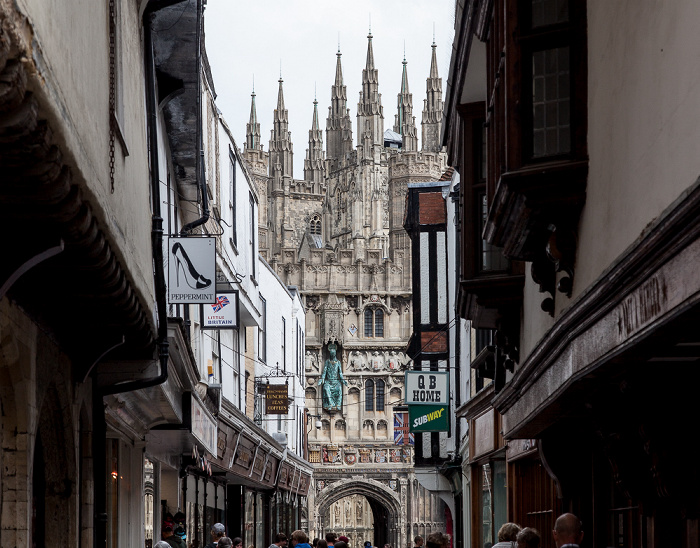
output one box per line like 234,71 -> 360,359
180,0 -> 209,235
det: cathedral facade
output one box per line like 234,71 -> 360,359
244,33 -> 448,548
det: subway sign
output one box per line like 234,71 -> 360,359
405,371 -> 449,433
408,404 -> 449,432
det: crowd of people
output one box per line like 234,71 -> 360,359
150,513 -> 583,548
151,524 -> 454,548
486,512 -> 584,548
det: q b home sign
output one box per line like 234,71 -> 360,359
168,237 -> 216,304
405,371 -> 449,433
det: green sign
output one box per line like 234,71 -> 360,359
408,404 -> 449,433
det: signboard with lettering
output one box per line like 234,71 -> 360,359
405,371 -> 449,433
168,237 -> 216,304
202,290 -> 239,329
265,384 -> 289,414
408,404 -> 449,432
405,371 -> 449,405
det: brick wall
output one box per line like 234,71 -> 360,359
419,192 -> 446,225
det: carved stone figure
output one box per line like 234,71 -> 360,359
305,350 -> 318,372
318,343 -> 347,410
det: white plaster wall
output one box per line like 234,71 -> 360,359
16,0 -> 154,306
520,270 -> 555,360
573,0 -> 700,298
257,260 -> 306,455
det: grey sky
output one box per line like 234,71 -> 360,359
204,0 -> 455,180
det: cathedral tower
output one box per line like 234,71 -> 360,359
252,37 -> 449,548
421,41 -> 444,153
394,55 -> 418,152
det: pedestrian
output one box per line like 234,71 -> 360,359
155,542 -> 172,548
425,532 -> 450,548
231,537 -> 243,548
162,522 -> 186,548
383,544 -> 392,548
492,523 -> 521,548
326,533 -> 337,547
414,536 -> 424,548
312,539 -> 320,548
218,538 -> 234,548
206,523 -> 227,548
516,528 -> 540,548
552,513 -> 583,548
291,530 -> 313,548
335,541 -> 348,548
317,540 -> 328,548
338,536 -> 350,545
269,533 -> 289,548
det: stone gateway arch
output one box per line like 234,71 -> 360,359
313,478 -> 404,548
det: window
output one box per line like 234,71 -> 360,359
374,309 -> 384,337
310,214 -> 323,248
364,308 -> 385,338
232,329 -> 241,408
259,296 -> 267,363
376,379 -> 385,411
364,309 -> 373,337
281,317 -> 286,372
229,148 -> 237,246
249,193 -> 256,280
365,380 -> 375,411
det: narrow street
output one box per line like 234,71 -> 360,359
1,1 -> 699,547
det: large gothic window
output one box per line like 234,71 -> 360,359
365,380 -> 375,411
376,379 -> 385,411
364,308 -> 384,338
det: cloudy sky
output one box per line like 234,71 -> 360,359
204,0 -> 455,179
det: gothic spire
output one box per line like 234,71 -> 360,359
357,31 -> 383,152
305,98 -> 325,186
245,88 -> 261,151
394,55 -> 418,152
326,49 -> 353,164
365,30 -> 375,71
422,41 -> 444,153
335,47 -> 344,87
429,39 -> 439,80
270,76 -> 293,180
276,76 -> 285,114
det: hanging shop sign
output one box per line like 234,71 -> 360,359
265,384 -> 289,414
405,371 -> 449,433
189,393 -> 217,455
202,290 -> 239,329
408,404 -> 449,432
168,237 -> 216,304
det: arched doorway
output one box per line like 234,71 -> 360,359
325,495 -> 374,547
315,478 -> 404,548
